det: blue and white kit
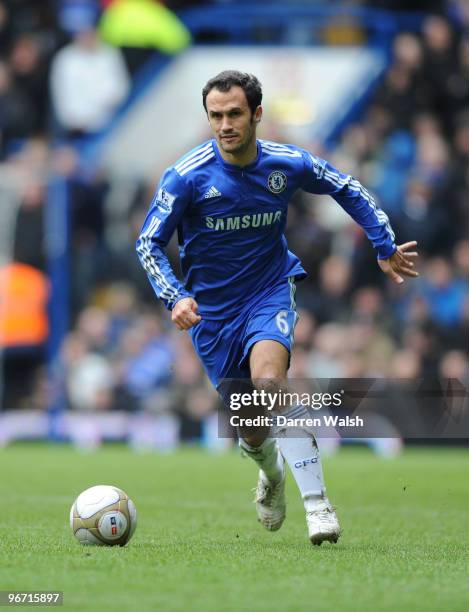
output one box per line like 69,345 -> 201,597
137,139 -> 396,388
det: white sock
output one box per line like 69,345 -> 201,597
276,407 -> 326,511
239,437 -> 284,484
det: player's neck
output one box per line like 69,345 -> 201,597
217,138 -> 258,167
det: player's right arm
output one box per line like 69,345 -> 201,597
136,168 -> 201,329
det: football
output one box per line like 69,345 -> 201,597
70,485 -> 137,546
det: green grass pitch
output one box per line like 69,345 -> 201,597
0,443 -> 468,611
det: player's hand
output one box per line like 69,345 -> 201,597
172,297 -> 202,331
378,241 -> 419,284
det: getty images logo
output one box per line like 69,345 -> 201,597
294,457 -> 318,469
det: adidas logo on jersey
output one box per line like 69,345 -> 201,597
204,186 -> 222,199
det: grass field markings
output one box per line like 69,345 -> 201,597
1,444 -> 468,612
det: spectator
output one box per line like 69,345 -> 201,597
13,178 -> 46,270
421,15 -> 460,132
419,257 -> 468,328
62,330 -> 114,411
454,240 -> 469,280
8,34 -> 50,135
50,26 -> 129,137
0,60 -> 37,145
392,176 -> 451,254
311,255 -> 352,324
114,312 -> 174,410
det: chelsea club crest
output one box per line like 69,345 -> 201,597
268,171 -> 287,194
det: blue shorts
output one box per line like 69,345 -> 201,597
189,276 -> 299,389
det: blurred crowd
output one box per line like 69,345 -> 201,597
287,13 -> 469,385
0,1 -> 468,448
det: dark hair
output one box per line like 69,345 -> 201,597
202,70 -> 262,115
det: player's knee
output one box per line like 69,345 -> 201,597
251,376 -> 282,396
250,343 -> 289,382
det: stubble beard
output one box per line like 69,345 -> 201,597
219,121 -> 256,156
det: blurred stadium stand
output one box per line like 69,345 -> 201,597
0,0 -> 467,449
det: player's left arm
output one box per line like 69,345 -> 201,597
301,152 -> 418,284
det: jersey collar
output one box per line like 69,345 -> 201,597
212,139 -> 261,172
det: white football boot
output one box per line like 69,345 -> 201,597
306,497 -> 341,545
253,458 -> 286,532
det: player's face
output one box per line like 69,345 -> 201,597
206,86 -> 262,158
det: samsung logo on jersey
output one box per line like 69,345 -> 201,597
205,210 -> 282,231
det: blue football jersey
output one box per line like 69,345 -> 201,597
136,139 -> 396,319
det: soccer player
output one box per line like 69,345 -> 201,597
136,71 -> 418,545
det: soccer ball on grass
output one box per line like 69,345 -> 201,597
70,485 -> 137,546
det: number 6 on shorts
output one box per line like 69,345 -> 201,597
276,310 -> 290,335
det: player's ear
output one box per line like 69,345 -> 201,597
254,105 -> 262,123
